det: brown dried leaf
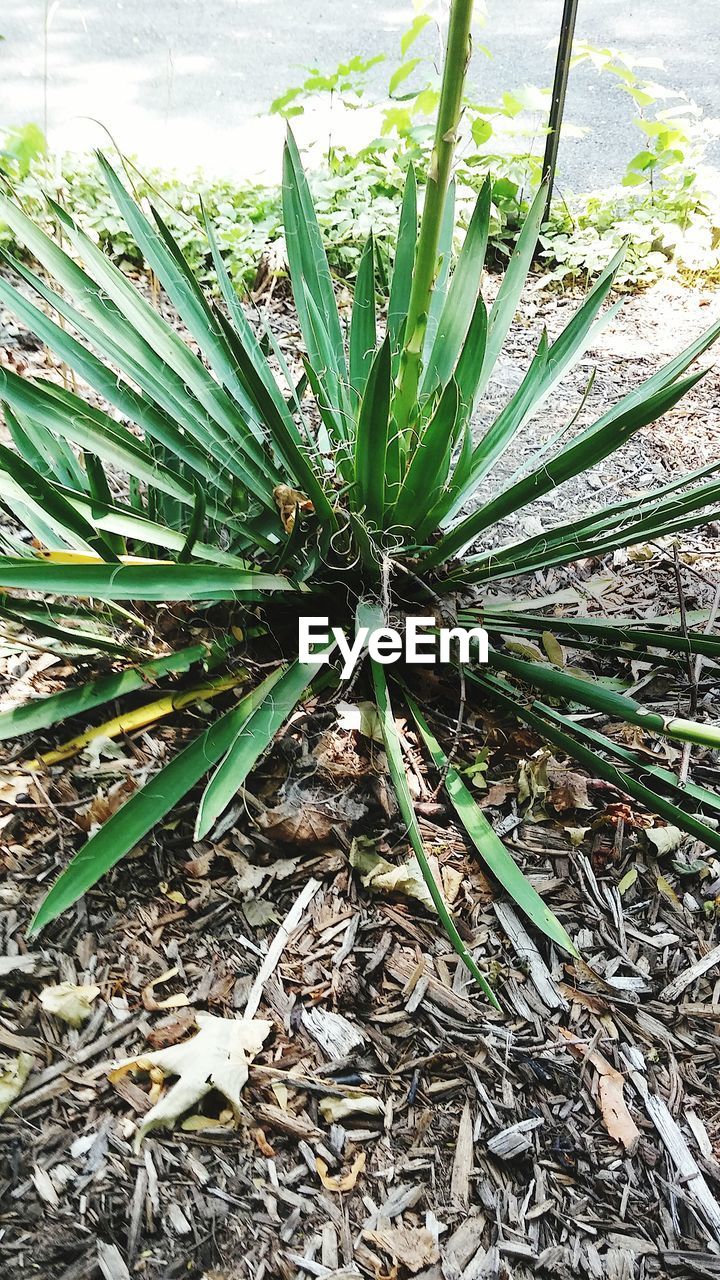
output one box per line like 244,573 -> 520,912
273,483 -> 314,533
558,1028 -> 639,1154
141,967 -> 190,1012
316,1149 -> 366,1192
365,1225 -> 440,1274
76,779 -> 136,832
478,779 -> 515,808
258,800 -> 335,846
547,761 -> 593,813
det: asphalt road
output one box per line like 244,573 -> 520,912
1,0 -> 718,191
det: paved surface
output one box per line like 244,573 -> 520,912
1,0 -> 718,190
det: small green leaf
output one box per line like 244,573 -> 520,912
389,58 -> 422,96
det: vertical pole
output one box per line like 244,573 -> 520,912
393,0 -> 475,442
542,0 -> 579,223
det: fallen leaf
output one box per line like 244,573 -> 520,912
180,1114 -> 228,1132
607,722 -> 681,765
441,865 -> 464,905
183,849 -> 215,878
517,750 -> 550,820
243,899 -> 279,928
478,779 -> 515,808
564,825 -> 590,847
81,734 -> 129,766
547,761 -> 593,813
0,772 -> 40,805
109,1013 -> 271,1148
0,1051 -> 33,1117
76,779 -> 136,832
141,968 -> 190,1013
503,637 -> 545,662
319,1093 -> 385,1123
627,543 -> 655,562
617,867 -> 638,895
252,1127 -> 276,1156
595,1067 -> 640,1154
336,700 -> 383,742
657,874 -> 683,911
314,728 -> 373,780
316,1149 -> 366,1192
647,825 -> 683,856
258,800 -> 335,846
39,982 -> 100,1028
558,1028 -> 639,1154
601,801 -> 653,831
365,1225 -> 440,1274
350,842 -> 448,914
228,851 -> 266,894
541,631 -> 566,667
159,883 -> 187,906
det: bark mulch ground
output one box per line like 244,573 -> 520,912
2,272 -> 720,1280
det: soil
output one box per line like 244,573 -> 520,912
2,268 -> 720,1280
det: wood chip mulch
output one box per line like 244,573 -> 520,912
2,265 -> 720,1280
4,753 -> 720,1280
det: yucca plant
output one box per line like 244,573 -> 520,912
1,0 -> 720,1004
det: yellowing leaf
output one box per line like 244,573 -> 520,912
39,982 -> 100,1028
503,637 -> 545,662
0,1051 -> 33,1118
316,1149 -> 366,1192
350,843 -> 450,914
541,631 -> 565,666
565,825 -> 590,847
180,1114 -> 228,1132
517,750 -> 549,819
618,868 -> 638,895
627,543 -> 655,562
109,1013 -> 271,1148
657,875 -> 683,911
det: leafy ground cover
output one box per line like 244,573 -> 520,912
2,21 -> 720,293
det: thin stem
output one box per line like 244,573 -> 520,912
393,0 -> 475,441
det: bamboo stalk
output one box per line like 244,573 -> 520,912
393,0 -> 475,440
